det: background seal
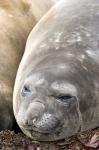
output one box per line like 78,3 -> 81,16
0,0 -> 55,130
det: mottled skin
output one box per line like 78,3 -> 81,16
0,0 -> 55,130
13,0 -> 99,141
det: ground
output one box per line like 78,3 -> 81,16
0,128 -> 99,150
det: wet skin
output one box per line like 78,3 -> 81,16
13,0 -> 99,141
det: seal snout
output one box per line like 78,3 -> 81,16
27,102 -> 60,133
33,113 -> 59,133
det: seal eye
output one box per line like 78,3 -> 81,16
55,95 -> 76,106
21,85 -> 31,97
58,95 -> 73,102
57,95 -> 73,102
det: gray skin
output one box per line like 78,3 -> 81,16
0,0 -> 55,130
13,0 -> 99,141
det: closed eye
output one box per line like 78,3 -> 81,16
57,95 -> 73,102
54,95 -> 76,106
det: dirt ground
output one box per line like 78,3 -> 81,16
0,128 -> 99,150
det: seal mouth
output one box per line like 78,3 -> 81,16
20,114 -> 61,135
32,113 -> 60,134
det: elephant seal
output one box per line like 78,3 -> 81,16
13,0 -> 99,141
0,0 -> 55,130
29,0 -> 59,21
0,0 -> 37,130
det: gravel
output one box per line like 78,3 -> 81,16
0,128 -> 99,150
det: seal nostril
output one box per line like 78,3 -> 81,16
32,116 -> 38,124
33,114 -> 60,133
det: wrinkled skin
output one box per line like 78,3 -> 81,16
0,0 -> 55,130
13,0 -> 99,141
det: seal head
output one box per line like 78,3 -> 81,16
13,0 -> 99,141
15,56 -> 87,141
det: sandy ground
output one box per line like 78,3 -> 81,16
0,128 -> 99,150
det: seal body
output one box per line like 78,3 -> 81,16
0,0 -> 56,130
29,0 -> 59,21
13,0 -> 99,141
0,0 -> 37,130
